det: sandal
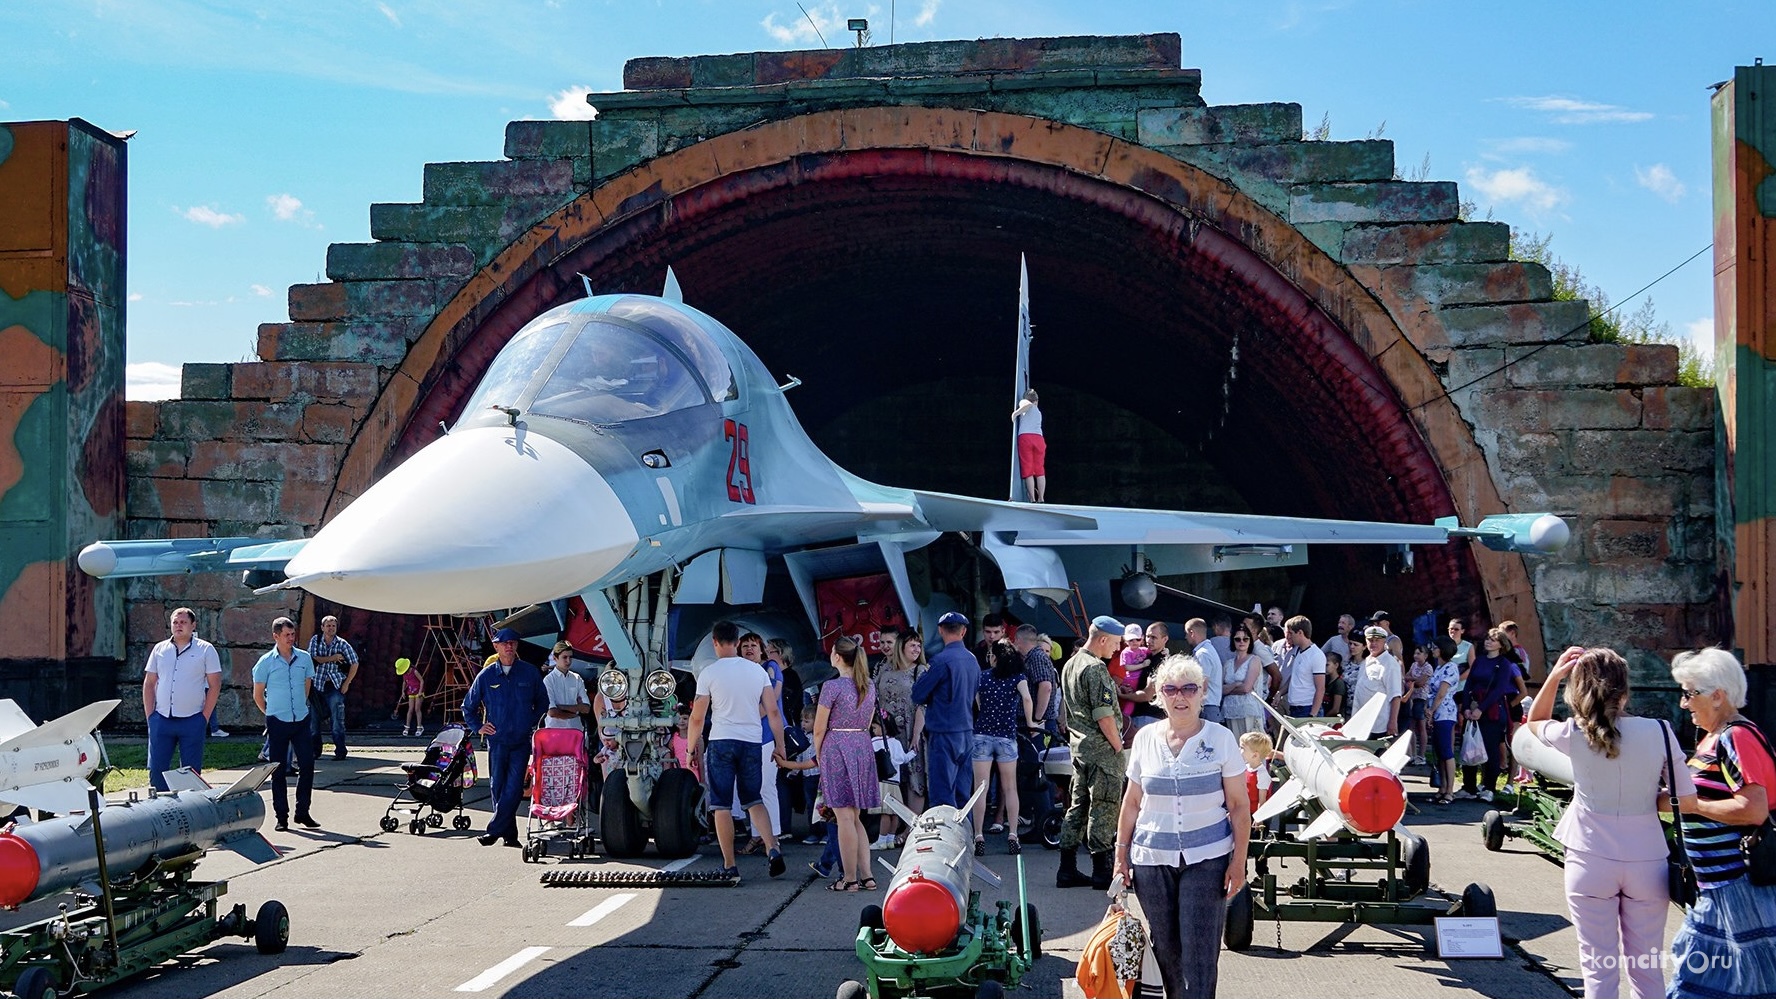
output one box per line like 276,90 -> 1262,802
859,877 -> 878,891
739,836 -> 765,856
974,837 -> 986,857
1007,836 -> 1021,856
826,879 -> 859,892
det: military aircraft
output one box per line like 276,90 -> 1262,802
79,268 -> 1568,855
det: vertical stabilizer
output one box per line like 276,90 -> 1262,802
662,266 -> 683,304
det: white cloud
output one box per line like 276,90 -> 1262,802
127,293 -> 143,302
177,204 -> 245,228
125,362 -> 182,401
1686,317 -> 1714,359
548,86 -> 598,121
1635,163 -> 1685,202
377,2 -> 401,27
1464,165 -> 1568,213
250,283 -> 273,297
1485,137 -> 1572,158
1501,96 -> 1654,125
762,3 -> 846,45
914,0 -> 940,27
265,192 -> 319,228
0,98 -> 10,110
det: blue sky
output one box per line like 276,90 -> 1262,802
4,1 -> 1767,399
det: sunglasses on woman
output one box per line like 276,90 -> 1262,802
1160,683 -> 1201,697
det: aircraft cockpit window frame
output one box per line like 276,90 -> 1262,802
525,316 -> 716,426
457,320 -> 570,425
603,297 -> 738,403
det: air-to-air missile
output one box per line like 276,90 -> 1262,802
839,784 -> 1039,999
0,763 -> 278,909
1482,725 -> 1576,857
1508,724 -> 1575,786
1253,692 -> 1414,840
0,699 -> 121,816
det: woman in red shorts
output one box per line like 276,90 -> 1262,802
1011,389 -> 1046,503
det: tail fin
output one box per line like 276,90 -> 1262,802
219,762 -> 279,798
221,831 -> 280,864
0,699 -> 119,753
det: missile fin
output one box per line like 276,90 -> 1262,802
1378,732 -> 1414,774
0,699 -> 119,754
1343,692 -> 1388,742
882,794 -> 920,829
960,781 -> 990,821
222,831 -> 280,864
218,762 -> 280,798
162,768 -> 211,793
1296,809 -> 1346,841
1261,697 -> 1341,772
0,701 -> 36,743
1251,777 -> 1307,823
971,861 -> 1002,888
0,780 -> 97,816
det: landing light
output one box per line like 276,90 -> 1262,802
645,669 -> 676,700
598,669 -> 629,701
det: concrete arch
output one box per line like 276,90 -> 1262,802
326,106 -> 1544,656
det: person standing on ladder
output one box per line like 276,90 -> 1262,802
1012,389 -> 1046,503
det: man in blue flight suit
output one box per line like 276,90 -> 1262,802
462,628 -> 549,847
913,612 -> 981,810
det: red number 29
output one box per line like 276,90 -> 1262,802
724,419 -> 756,504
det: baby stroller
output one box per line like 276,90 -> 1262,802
380,724 -> 479,835
1018,729 -> 1072,848
522,727 -> 594,863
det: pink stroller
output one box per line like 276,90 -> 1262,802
522,727 -> 593,862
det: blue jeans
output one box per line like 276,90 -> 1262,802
925,730 -> 973,809
819,822 -> 841,870
703,739 -> 762,811
486,739 -> 531,841
264,715 -> 314,821
146,712 -> 207,792
310,687 -> 346,755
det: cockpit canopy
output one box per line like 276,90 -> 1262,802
460,296 -> 737,426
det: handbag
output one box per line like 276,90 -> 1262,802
1661,720 -> 1699,907
1725,721 -> 1776,886
874,740 -> 896,782
1459,720 -> 1488,767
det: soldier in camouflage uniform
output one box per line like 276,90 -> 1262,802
1057,615 -> 1131,889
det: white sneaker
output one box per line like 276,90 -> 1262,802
871,835 -> 895,851
1453,789 -> 1475,800
1477,789 -> 1494,802
1410,755 -> 1425,766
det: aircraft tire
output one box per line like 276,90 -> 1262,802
254,900 -> 290,955
1460,882 -> 1497,918
835,980 -> 869,999
650,768 -> 702,859
1400,830 -> 1432,896
1224,887 -> 1254,951
600,770 -> 647,858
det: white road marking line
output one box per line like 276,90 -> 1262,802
662,855 -> 700,873
567,892 -> 636,927
455,946 -> 550,992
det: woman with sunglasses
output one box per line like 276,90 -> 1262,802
1112,654 -> 1249,998
1665,648 -> 1776,999
1219,627 -> 1266,740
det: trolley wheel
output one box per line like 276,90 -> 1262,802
1400,829 -> 1432,896
1038,812 -> 1063,850
521,841 -> 537,864
859,904 -> 884,931
1224,886 -> 1254,951
835,981 -> 869,999
600,770 -> 646,858
1460,882 -> 1498,918
650,768 -> 703,859
427,812 -> 444,828
409,819 -> 425,836
1011,902 -> 1043,961
976,980 -> 1006,999
14,966 -> 57,999
379,815 -> 399,833
453,814 -> 472,831
1482,810 -> 1507,852
579,834 -> 597,856
253,900 -> 290,955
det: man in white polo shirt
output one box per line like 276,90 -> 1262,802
142,606 -> 223,791
1281,615 -> 1327,718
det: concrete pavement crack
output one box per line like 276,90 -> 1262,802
685,873 -> 817,999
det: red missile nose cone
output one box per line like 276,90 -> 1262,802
1338,766 -> 1406,835
0,834 -> 41,908
883,876 -> 960,954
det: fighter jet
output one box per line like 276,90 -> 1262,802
78,271 -> 1569,645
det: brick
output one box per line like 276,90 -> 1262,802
325,242 -> 477,281
591,120 -> 662,181
124,439 -> 188,479
179,363 -> 231,400
221,605 -> 298,649
368,204 -> 504,245
1337,221 -> 1512,265
301,404 -> 359,444
1289,181 -> 1460,224
1587,519 -> 1669,561
1408,262 -> 1553,306
422,160 -> 578,206
1640,386 -> 1713,431
229,361 -> 381,403
1593,562 -> 1714,604
1503,343 -> 1680,388
258,320 -> 419,365
125,401 -> 160,439
186,440 -> 342,482
1437,300 -> 1595,347
156,400 -> 299,443
334,279 -> 456,320
197,480 -> 280,523
277,478 -> 334,524
1571,429 -> 1710,476
288,282 -> 348,321
505,120 -> 593,161
1474,388 -> 1641,431
1138,103 -> 1302,146
1539,473 -> 1712,519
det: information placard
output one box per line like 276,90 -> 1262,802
1435,916 -> 1503,959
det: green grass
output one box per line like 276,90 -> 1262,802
103,741 -> 270,792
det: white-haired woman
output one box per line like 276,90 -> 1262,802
1112,654 -> 1248,998
1666,648 -> 1776,998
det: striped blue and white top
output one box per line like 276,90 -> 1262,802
1127,720 -> 1244,868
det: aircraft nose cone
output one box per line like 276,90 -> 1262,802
284,425 -> 638,614
1338,765 -> 1406,836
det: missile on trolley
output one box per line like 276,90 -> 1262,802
0,763 -> 279,908
1509,724 -> 1575,786
0,699 -> 121,816
1253,692 -> 1414,840
874,784 -> 1002,955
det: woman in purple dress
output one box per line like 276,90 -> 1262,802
815,636 -> 881,891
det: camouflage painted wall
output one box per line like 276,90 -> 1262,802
0,119 -> 128,718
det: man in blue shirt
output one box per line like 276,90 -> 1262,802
252,616 -> 319,832
912,612 -> 981,810
462,628 -> 549,847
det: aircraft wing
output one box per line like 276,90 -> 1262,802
77,538 -> 308,581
